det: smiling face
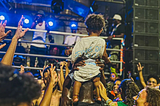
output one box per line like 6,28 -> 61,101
147,78 -> 157,87
113,80 -> 121,94
133,89 -> 148,106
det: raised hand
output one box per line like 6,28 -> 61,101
0,20 -> 11,42
137,62 -> 144,72
49,64 -> 58,87
13,15 -> 29,40
19,65 -> 25,74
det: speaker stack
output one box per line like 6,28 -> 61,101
126,0 -> 160,77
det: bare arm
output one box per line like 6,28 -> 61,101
1,16 -> 29,65
102,44 -> 111,64
137,62 -> 146,88
65,61 -> 70,78
39,65 -> 57,106
59,61 -> 65,91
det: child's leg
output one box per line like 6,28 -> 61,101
73,81 -> 82,102
93,77 -> 101,101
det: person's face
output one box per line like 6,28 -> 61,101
147,78 -> 157,87
110,73 -> 116,81
37,14 -> 43,18
113,80 -> 121,93
133,89 -> 148,106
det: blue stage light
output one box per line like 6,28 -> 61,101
23,15 -> 33,27
46,18 -> 56,29
48,21 -> 54,26
0,15 -> 5,20
0,12 -> 9,21
70,22 -> 78,30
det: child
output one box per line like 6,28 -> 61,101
71,14 -> 111,102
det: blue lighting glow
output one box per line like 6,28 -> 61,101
0,12 -> 9,21
46,18 -> 56,29
0,15 -> 5,20
24,19 -> 29,24
49,21 -> 54,26
23,15 -> 33,27
70,22 -> 78,30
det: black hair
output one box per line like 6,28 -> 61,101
0,63 -> 41,105
85,14 -> 105,33
147,74 -> 159,84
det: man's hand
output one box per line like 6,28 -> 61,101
0,20 -> 11,42
107,36 -> 113,40
137,62 -> 144,72
60,61 -> 65,69
19,65 -> 25,74
13,15 -> 29,40
49,64 -> 58,87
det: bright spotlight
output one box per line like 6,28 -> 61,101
0,15 -> 5,20
49,21 -> 54,26
46,18 -> 56,29
0,12 -> 9,21
23,15 -> 33,27
24,19 -> 29,24
70,22 -> 78,30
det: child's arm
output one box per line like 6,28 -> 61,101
102,44 -> 111,64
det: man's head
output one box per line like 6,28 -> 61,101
133,87 -> 160,106
85,14 -> 105,36
113,14 -> 122,24
147,75 -> 159,87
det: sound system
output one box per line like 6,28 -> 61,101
126,0 -> 160,78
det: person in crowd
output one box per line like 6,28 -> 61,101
108,79 -> 122,101
61,59 -> 106,106
30,10 -> 49,68
0,63 -> 41,106
71,13 -> 111,102
133,87 -> 160,106
107,67 -> 119,93
137,62 -> 159,88
64,29 -> 80,46
99,79 -> 140,106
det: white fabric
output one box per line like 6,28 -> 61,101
113,14 -> 122,21
64,35 -> 80,46
31,21 -> 46,48
71,36 -> 106,82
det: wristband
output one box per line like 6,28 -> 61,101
112,35 -> 116,38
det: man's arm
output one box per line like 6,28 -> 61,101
1,15 -> 29,66
137,62 -> 146,88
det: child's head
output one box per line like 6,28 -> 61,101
85,14 -> 105,35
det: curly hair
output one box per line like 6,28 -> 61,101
0,63 -> 41,106
119,79 -> 140,106
146,87 -> 160,106
85,13 -> 105,33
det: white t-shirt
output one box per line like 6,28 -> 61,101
71,36 -> 106,82
64,35 -> 80,46
31,21 -> 46,48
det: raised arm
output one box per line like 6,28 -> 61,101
137,62 -> 146,88
39,65 -> 57,106
0,20 -> 11,49
1,15 -> 29,65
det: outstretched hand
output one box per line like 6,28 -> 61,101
13,15 -> 29,40
99,82 -> 108,100
137,62 -> 144,72
49,64 -> 58,87
0,20 -> 11,42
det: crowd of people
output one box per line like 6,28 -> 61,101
0,13 -> 160,106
